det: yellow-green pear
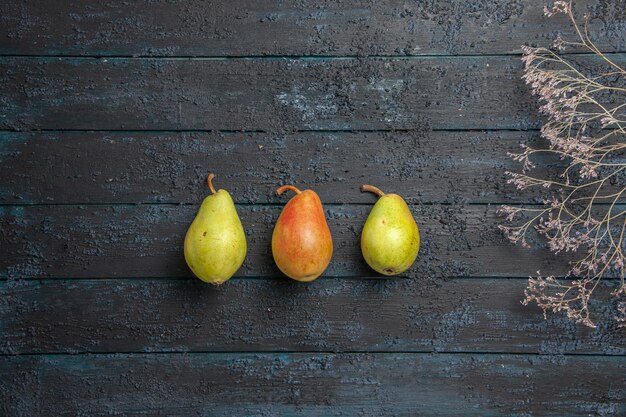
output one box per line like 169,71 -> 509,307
184,173 -> 247,284
360,184 -> 420,275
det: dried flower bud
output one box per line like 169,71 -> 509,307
500,0 -> 625,327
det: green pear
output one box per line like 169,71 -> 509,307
360,184 -> 420,275
184,173 -> 247,284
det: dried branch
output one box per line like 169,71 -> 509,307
499,0 -> 625,327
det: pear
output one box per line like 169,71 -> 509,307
184,173 -> 247,284
360,184 -> 420,275
272,184 -> 333,282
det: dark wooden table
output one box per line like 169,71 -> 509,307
1,1 -> 625,416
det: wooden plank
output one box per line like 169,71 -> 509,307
1,278 -> 623,355
1,353 -> 624,416
0,204 -> 580,279
0,130 -> 568,205
0,56 -> 544,130
0,1 -> 624,57
4,55 -> 624,131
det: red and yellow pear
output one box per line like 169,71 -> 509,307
272,184 -> 333,282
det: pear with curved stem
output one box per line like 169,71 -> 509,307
360,184 -> 420,275
272,184 -> 333,282
184,173 -> 247,284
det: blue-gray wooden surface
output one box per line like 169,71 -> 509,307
0,1 -> 625,416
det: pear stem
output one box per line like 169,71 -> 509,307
207,173 -> 217,194
360,184 -> 385,197
276,185 -> 302,196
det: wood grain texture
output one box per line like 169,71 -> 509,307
1,1 -> 625,414
1,278 -> 623,355
0,56 -> 541,131
0,130 -> 568,205
1,0 -> 624,57
1,353 -> 624,417
4,55 -> 624,131
0,203 -> 582,280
